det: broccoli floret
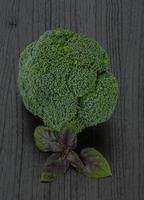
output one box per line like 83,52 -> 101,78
18,29 -> 118,134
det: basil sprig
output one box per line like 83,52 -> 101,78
34,126 -> 112,182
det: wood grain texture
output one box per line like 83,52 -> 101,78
0,0 -> 144,199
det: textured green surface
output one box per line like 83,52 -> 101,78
18,29 -> 118,133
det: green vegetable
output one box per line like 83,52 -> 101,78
18,29 -> 118,134
18,29 -> 119,182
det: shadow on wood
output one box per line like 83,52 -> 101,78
77,120 -> 117,159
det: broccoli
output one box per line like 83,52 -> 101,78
18,29 -> 118,134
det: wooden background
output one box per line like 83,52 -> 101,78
0,0 -> 144,199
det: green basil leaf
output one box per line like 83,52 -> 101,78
79,148 -> 112,178
34,126 -> 63,152
58,128 -> 77,150
67,151 -> 84,170
40,153 -> 70,182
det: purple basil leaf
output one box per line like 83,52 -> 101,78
58,128 -> 77,150
34,126 -> 63,152
40,153 -> 70,182
79,148 -> 112,178
67,151 -> 84,170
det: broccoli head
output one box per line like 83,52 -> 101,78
18,29 -> 118,134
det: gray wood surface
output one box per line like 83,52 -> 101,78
0,0 -> 144,199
